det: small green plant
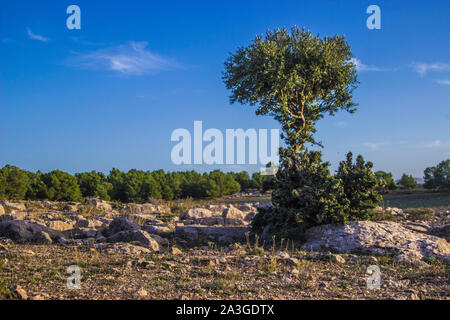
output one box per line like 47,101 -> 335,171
370,208 -> 398,221
0,279 -> 12,299
245,232 -> 265,255
249,247 -> 265,256
224,271 -> 241,281
424,256 -> 437,264
204,278 -> 235,295
405,208 -> 434,221
266,257 -> 278,273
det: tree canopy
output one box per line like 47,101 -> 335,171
398,174 -> 418,190
224,26 -> 358,154
424,159 -> 449,190
375,170 -> 397,193
0,165 -> 265,203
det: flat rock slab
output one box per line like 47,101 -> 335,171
0,220 -> 61,243
176,225 -> 249,243
93,242 -> 151,255
302,221 -> 450,263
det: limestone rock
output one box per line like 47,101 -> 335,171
302,221 -> 450,264
403,222 -> 431,234
76,218 -> 103,229
0,201 -> 26,212
176,225 -> 249,243
126,214 -> 158,225
386,207 -> 406,217
428,224 -> 450,242
63,227 -> 99,239
135,289 -> 148,298
168,246 -> 182,255
0,220 -> 60,243
181,208 -> 213,219
244,211 -> 256,222
239,203 -> 254,212
63,204 -> 78,213
346,254 -> 378,264
224,218 -> 247,226
142,224 -> 173,237
222,206 -> 245,220
123,203 -> 169,215
47,220 -> 76,231
93,242 -> 151,255
206,204 -> 227,213
107,230 -> 160,251
333,254 -> 346,264
146,233 -> 169,246
87,198 -> 112,211
0,212 -> 28,221
193,217 -> 224,226
107,217 -> 140,236
10,285 -> 28,300
32,231 -> 53,244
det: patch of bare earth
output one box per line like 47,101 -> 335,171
1,243 -> 448,300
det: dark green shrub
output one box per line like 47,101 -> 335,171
336,152 -> 383,221
252,151 -> 350,239
424,159 -> 449,190
42,170 -> 82,201
76,171 -> 112,200
375,170 -> 397,192
398,173 -> 418,190
0,165 -> 30,200
405,208 -> 434,221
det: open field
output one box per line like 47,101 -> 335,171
170,191 -> 450,212
382,191 -> 450,210
1,243 -> 448,300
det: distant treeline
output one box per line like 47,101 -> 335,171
1,159 -> 447,203
0,165 -> 273,203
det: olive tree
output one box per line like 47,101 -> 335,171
224,27 -> 381,238
224,27 -> 358,155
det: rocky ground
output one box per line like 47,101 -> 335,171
0,197 -> 449,300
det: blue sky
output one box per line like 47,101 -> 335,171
0,0 -> 449,179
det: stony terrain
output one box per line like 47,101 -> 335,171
0,198 -> 449,300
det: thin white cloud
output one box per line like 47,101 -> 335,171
423,140 -> 450,148
435,79 -> 450,85
26,28 -> 49,42
363,142 -> 386,150
425,140 -> 441,148
350,58 -> 388,72
412,62 -> 450,76
67,41 -> 179,75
